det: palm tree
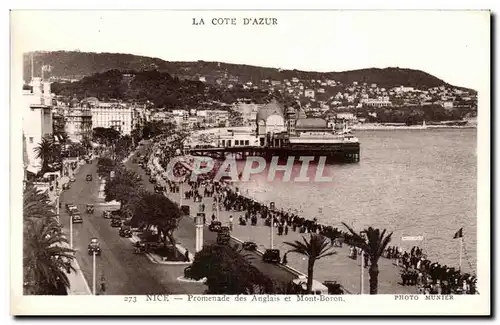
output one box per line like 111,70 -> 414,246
342,223 -> 393,294
81,136 -> 93,155
284,233 -> 336,293
34,135 -> 54,173
23,185 -> 75,295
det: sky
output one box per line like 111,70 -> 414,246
11,10 -> 490,90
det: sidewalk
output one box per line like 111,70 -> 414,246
60,242 -> 92,295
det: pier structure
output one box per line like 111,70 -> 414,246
185,99 -> 360,163
186,143 -> 360,163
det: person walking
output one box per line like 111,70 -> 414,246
229,215 -> 233,231
100,275 -> 106,295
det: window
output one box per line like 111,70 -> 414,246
235,140 -> 239,146
29,137 -> 34,143
245,140 -> 249,145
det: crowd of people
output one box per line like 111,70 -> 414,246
145,136 -> 477,295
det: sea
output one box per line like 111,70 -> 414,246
236,129 -> 477,272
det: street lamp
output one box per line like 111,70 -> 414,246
55,189 -> 60,224
70,213 -> 73,249
92,250 -> 97,295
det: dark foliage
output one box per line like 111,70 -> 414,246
189,244 -> 284,294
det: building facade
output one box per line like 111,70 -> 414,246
87,98 -> 133,135
60,103 -> 93,142
23,77 -> 53,173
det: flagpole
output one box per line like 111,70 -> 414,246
459,237 -> 463,272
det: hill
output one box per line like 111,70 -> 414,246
50,69 -> 270,108
23,50 -> 469,91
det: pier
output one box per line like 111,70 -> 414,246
186,143 -> 360,163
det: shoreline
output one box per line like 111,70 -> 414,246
352,124 -> 476,130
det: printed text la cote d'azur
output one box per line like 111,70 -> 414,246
192,18 -> 278,26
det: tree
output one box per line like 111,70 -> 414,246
23,184 -> 75,295
93,127 -> 120,146
189,244 -> 279,294
342,223 -> 393,294
34,135 -> 55,173
104,167 -> 141,205
284,233 -> 336,294
130,193 -> 182,255
97,157 -> 116,178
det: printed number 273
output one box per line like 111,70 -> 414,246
125,296 -> 137,303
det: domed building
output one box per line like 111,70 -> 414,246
255,99 -> 286,146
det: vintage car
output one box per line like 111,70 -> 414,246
110,217 -> 122,227
65,203 -> 76,212
102,210 -> 112,219
263,249 -> 281,264
86,204 -> 94,214
323,281 -> 345,294
208,221 -> 222,232
88,238 -> 101,255
69,176 -> 76,182
242,241 -> 257,251
119,226 -> 133,238
216,231 -> 230,245
86,174 -> 92,181
72,214 -> 83,224
154,185 -> 165,194
62,182 -> 71,190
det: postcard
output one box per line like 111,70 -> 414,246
10,9 -> 491,316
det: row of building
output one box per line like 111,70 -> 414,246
22,77 -> 235,173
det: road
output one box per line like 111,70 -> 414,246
59,159 -> 206,295
130,142 -> 297,286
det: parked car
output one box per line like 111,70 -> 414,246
111,218 -> 122,227
216,231 -> 230,245
154,185 -> 165,194
263,249 -> 280,264
72,214 -> 83,224
242,241 -> 257,251
119,226 -> 133,238
69,176 -> 76,182
102,210 -> 112,219
62,183 -> 71,190
86,174 -> 92,181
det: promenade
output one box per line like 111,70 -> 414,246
145,144 -> 416,295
